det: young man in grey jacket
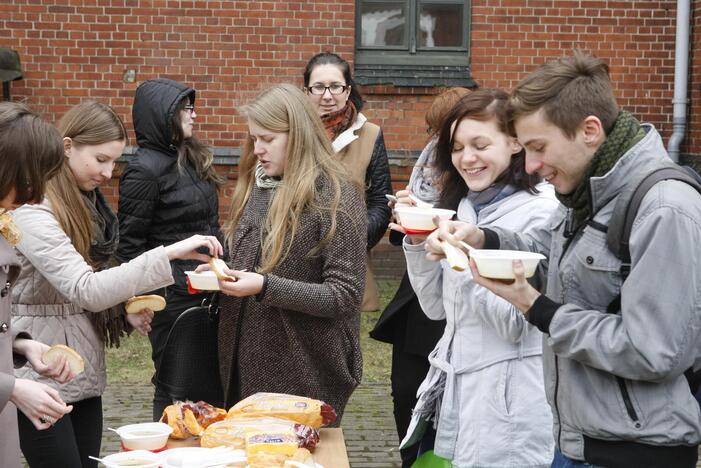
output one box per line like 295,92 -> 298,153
424,51 -> 701,468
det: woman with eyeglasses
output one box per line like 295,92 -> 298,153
303,52 -> 392,312
117,79 -> 225,419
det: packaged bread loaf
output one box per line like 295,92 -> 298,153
200,416 -> 319,452
160,400 -> 226,439
226,393 -> 336,429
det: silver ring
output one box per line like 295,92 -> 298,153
40,415 -> 53,424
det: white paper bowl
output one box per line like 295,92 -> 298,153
394,207 -> 455,232
186,271 -> 221,291
160,447 -> 247,468
470,249 -> 546,279
100,450 -> 161,467
116,422 -> 173,451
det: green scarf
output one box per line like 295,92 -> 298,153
557,110 -> 645,230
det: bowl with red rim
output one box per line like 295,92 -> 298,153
395,207 -> 455,233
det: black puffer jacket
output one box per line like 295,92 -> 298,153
365,131 -> 392,249
116,78 -> 221,295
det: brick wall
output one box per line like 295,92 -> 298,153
687,0 -> 701,164
2,0 -> 697,276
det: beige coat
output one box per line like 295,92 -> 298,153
0,235 -> 24,468
10,199 -> 174,403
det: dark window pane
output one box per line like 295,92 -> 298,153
419,2 -> 463,48
360,2 -> 406,47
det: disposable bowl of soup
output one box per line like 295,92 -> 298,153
186,271 -> 220,291
116,422 -> 173,451
394,207 -> 455,234
470,249 -> 546,279
100,450 -> 161,467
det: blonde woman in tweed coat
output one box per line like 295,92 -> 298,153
198,84 -> 367,424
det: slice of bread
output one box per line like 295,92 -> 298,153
125,295 -> 166,314
209,257 -> 235,281
441,241 -> 469,272
42,344 -> 85,375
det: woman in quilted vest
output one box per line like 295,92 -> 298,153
0,102 -> 74,468
11,101 -> 222,468
303,52 -> 392,311
199,84 -> 367,424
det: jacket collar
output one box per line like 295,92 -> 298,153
332,113 -> 367,153
588,124 -> 670,213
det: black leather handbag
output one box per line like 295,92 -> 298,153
154,293 -> 224,407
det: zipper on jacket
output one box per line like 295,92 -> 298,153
554,355 -> 562,448
616,376 -> 640,425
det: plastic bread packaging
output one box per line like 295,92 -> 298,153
160,400 -> 226,439
226,393 -> 337,429
200,416 -> 319,452
248,448 -> 315,468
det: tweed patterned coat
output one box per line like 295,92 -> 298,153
218,178 -> 367,425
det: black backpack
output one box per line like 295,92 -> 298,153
605,163 -> 701,395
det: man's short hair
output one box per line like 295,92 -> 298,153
510,50 -> 619,138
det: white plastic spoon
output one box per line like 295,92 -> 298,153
459,240 -> 477,256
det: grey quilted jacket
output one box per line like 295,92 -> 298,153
10,199 -> 174,403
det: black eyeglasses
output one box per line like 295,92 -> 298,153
183,104 -> 195,114
305,84 -> 349,96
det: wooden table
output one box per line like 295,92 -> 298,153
166,428 -> 350,467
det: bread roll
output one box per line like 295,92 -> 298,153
441,241 -> 469,272
125,295 -> 166,314
209,257 -> 234,281
42,344 -> 85,375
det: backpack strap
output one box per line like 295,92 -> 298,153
607,164 -> 701,282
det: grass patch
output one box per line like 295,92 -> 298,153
106,278 -> 401,386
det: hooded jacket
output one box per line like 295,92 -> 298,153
116,79 -> 221,294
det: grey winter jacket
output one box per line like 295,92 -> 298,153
490,126 -> 701,462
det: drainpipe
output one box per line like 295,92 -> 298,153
667,0 -> 691,162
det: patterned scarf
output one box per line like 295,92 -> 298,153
408,139 -> 441,205
557,110 -> 645,231
467,183 -> 519,215
82,189 -> 128,348
0,208 -> 21,246
319,101 -> 358,141
255,163 -> 282,189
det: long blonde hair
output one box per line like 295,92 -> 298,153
223,84 -> 349,272
48,101 -> 127,263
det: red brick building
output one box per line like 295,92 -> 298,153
2,0 -> 698,276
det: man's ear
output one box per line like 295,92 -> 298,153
581,116 -> 604,146
509,137 -> 523,155
63,137 -> 72,157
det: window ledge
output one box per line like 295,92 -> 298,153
354,63 -> 476,88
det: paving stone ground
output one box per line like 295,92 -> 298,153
100,381 -> 403,467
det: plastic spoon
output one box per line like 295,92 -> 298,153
459,240 -> 477,256
88,456 -> 110,465
408,194 -> 434,209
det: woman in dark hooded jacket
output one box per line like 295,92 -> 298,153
116,78 -> 224,419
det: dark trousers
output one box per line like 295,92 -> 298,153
18,396 -> 102,468
391,328 -> 432,467
150,290 -> 206,420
